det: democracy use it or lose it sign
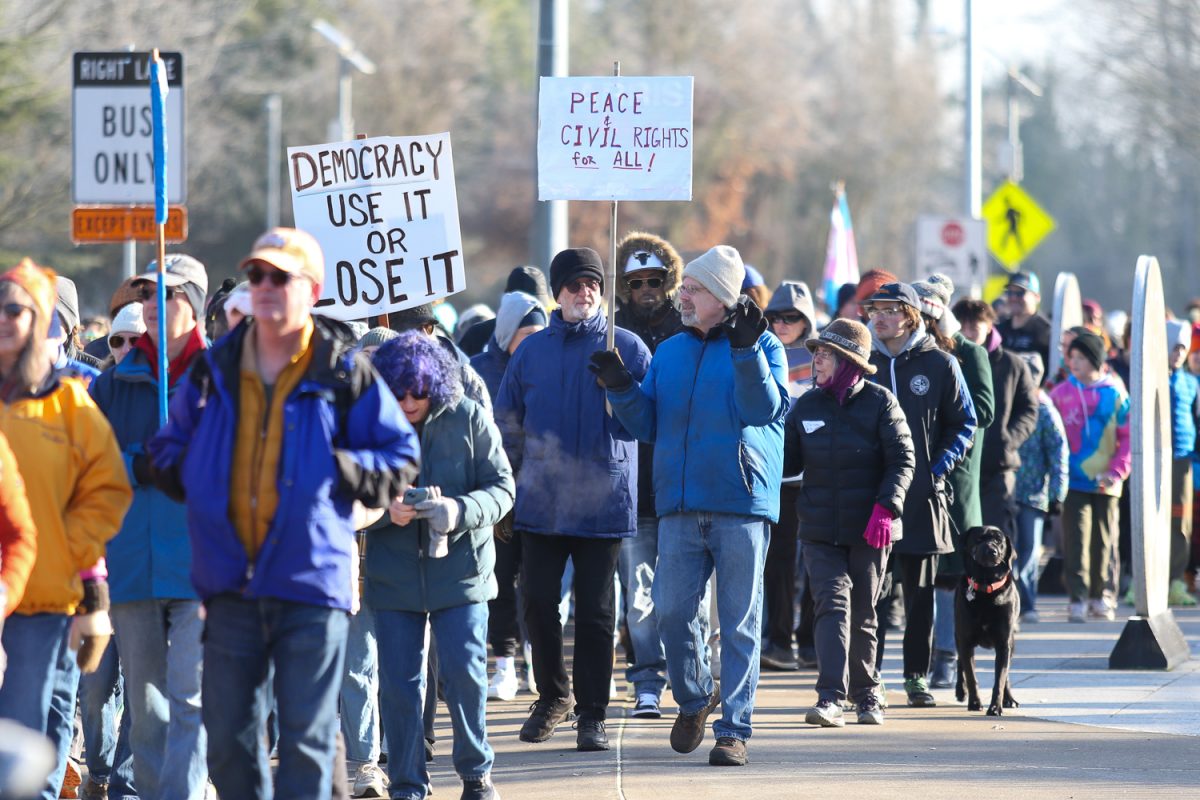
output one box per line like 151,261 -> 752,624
537,76 -> 693,202
288,133 -> 464,321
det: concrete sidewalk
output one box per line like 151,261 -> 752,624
420,598 -> 1199,799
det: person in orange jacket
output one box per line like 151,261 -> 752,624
0,259 -> 131,800
0,428 -> 36,621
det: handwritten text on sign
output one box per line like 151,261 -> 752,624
287,133 -> 465,321
537,76 -> 693,202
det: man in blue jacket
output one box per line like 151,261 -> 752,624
495,247 -> 651,753
149,228 -> 420,800
89,254 -> 210,800
591,245 -> 789,768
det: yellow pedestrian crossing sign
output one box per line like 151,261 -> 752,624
982,180 -> 1056,271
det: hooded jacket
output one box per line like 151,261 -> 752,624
1,374 -> 131,615
868,323 -> 977,554
1049,373 -> 1131,495
495,310 -> 651,538
765,281 -> 817,400
1168,367 -> 1199,459
148,316 -> 420,610
614,232 -> 685,354
1015,392 -> 1070,511
947,331 -> 994,533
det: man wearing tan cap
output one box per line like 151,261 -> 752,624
148,227 -> 420,800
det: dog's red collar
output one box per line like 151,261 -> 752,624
967,574 -> 1010,595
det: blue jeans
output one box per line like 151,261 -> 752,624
202,595 -> 349,800
76,637 -> 135,796
1015,504 -> 1045,613
932,587 -> 956,654
110,599 -> 207,800
375,603 -> 492,800
340,603 -> 381,764
0,613 -> 79,800
655,512 -> 768,742
619,518 -> 668,697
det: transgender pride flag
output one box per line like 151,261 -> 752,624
822,186 -> 860,313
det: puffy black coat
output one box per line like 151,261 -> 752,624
868,328 -> 977,555
980,346 -> 1039,475
783,381 -> 915,547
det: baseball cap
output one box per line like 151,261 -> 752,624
134,254 -> 209,296
1005,271 -> 1040,296
864,282 -> 921,311
239,227 -> 325,288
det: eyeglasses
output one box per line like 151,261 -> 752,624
138,285 -> 178,302
564,277 -> 600,294
247,265 -> 293,287
678,283 -> 711,297
0,302 -> 31,320
866,305 -> 904,318
766,312 -> 805,325
401,390 -> 430,401
108,334 -> 135,349
812,348 -> 837,363
626,277 -> 663,290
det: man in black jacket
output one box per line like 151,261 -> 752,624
955,299 -> 1039,544
995,272 -> 1052,377
865,283 -> 976,708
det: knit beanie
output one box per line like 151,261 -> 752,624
1069,330 -> 1106,371
682,246 -> 745,309
1166,320 -> 1191,353
549,248 -> 605,298
54,276 -> 81,334
110,302 -> 147,337
505,265 -> 551,307
494,292 -> 547,352
1,258 -> 57,329
390,303 -> 438,332
911,273 -> 955,321
359,326 -> 399,350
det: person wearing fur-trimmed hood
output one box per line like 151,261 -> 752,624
614,231 -> 683,353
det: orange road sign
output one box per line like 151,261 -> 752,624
72,205 -> 187,244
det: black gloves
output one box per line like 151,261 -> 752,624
588,350 -> 634,392
1046,499 -> 1063,517
78,578 -> 110,615
722,296 -> 768,349
132,452 -> 155,486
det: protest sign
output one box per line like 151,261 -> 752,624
537,76 -> 693,201
288,132 -> 464,321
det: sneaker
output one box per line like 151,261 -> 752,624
708,736 -> 748,767
876,679 -> 889,709
929,650 -> 956,688
1167,579 -> 1198,607
632,692 -> 662,719
1020,609 -> 1040,624
425,738 -> 435,763
796,645 -> 818,669
804,699 -> 845,728
856,695 -> 884,725
904,676 -> 936,707
460,774 -> 499,800
519,696 -> 574,743
573,716 -> 610,751
670,685 -> 721,754
60,761 -> 82,798
487,657 -> 519,702
1088,598 -> 1116,621
1068,601 -> 1087,623
760,643 -> 799,671
80,778 -> 108,800
352,762 -> 388,798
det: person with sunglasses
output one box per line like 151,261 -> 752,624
995,272 -> 1052,378
87,254 -> 211,800
495,247 -> 651,753
103,302 -> 147,367
147,228 -> 420,800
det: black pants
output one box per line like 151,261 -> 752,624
520,531 -> 621,719
765,485 -> 802,649
488,533 -> 522,658
896,553 -> 939,679
980,470 -> 1018,542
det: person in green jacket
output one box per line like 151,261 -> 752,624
911,275 -> 995,689
367,331 -> 514,800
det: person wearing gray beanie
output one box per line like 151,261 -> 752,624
682,246 -> 745,310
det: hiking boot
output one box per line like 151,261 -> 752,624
904,676 -> 936,707
519,697 -> 574,743
1067,601 -> 1087,623
760,643 -> 799,671
1167,579 -> 1198,607
856,694 -> 884,725
574,716 -> 610,752
1088,598 -> 1116,621
804,699 -> 845,728
670,685 -> 721,754
487,656 -> 519,702
632,692 -> 662,719
929,649 -> 956,688
708,736 -> 748,767
460,773 -> 499,800
352,762 -> 388,798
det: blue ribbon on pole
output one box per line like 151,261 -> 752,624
150,52 -> 169,426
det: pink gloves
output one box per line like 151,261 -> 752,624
863,503 -> 893,549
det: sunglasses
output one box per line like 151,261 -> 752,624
0,302 -> 31,320
626,277 -> 663,290
1004,287 -> 1028,297
138,285 -> 178,302
401,390 -> 430,401
767,312 -> 805,325
565,277 -> 601,294
108,334 -> 135,349
247,265 -> 294,287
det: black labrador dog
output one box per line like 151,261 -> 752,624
955,525 -> 1020,716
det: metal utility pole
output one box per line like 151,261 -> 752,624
312,19 -> 376,141
1005,67 -> 1043,183
964,0 -> 981,219
531,0 -> 569,271
265,93 -> 282,229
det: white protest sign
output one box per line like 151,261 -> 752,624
914,215 -> 986,295
537,76 -> 693,201
288,133 -> 464,321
